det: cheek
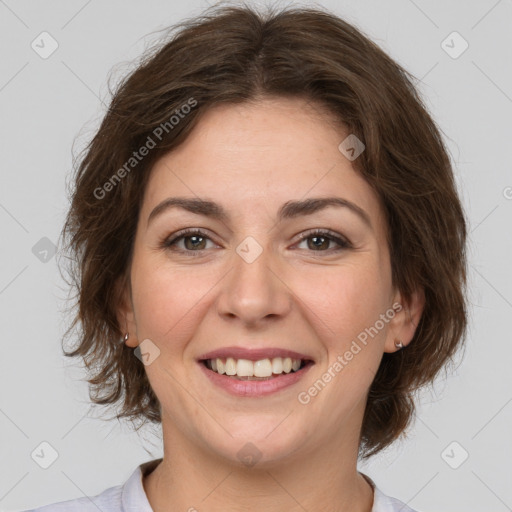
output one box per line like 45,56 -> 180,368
305,262 -> 390,344
131,256 -> 214,345
305,268 -> 391,408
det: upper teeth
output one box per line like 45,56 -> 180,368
207,357 -> 302,377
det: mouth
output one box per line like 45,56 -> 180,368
197,348 -> 315,397
200,357 -> 314,380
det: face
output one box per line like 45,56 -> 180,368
118,97 -> 422,466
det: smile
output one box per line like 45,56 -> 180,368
197,349 -> 315,396
202,357 -> 307,379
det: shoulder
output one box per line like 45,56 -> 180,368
373,486 -> 419,512
23,483 -> 123,511
23,458 -> 161,512
361,472 -> 420,512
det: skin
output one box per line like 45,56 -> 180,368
117,96 -> 424,512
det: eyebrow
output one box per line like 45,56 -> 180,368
147,196 -> 372,230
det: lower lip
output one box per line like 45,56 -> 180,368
198,361 -> 314,397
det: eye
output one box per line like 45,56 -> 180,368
160,228 -> 216,256
160,227 -> 351,256
294,229 -> 352,253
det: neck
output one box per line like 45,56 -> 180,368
143,420 -> 374,512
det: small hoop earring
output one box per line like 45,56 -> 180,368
394,340 -> 404,350
122,333 -> 129,343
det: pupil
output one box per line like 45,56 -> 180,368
310,236 -> 327,250
186,235 -> 204,250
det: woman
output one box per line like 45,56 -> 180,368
29,4 -> 468,511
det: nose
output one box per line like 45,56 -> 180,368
216,240 -> 292,327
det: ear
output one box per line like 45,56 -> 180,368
114,274 -> 139,348
383,287 -> 425,353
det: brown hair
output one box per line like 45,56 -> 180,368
59,3 -> 468,459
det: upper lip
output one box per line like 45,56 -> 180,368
198,346 -> 315,362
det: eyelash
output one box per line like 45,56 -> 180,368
160,228 -> 352,257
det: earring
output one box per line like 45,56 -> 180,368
394,340 -> 404,350
120,333 -> 129,344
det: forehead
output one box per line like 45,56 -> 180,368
141,97 -> 385,233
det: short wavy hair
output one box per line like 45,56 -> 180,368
59,3 -> 468,459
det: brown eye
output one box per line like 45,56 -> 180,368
307,235 -> 330,251
182,234 -> 207,250
296,229 -> 351,252
161,228 -> 215,256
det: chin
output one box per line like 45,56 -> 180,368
202,419 -> 307,469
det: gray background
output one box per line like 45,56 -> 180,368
1,0 -> 511,511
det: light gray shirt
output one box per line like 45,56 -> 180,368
24,459 -> 418,512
